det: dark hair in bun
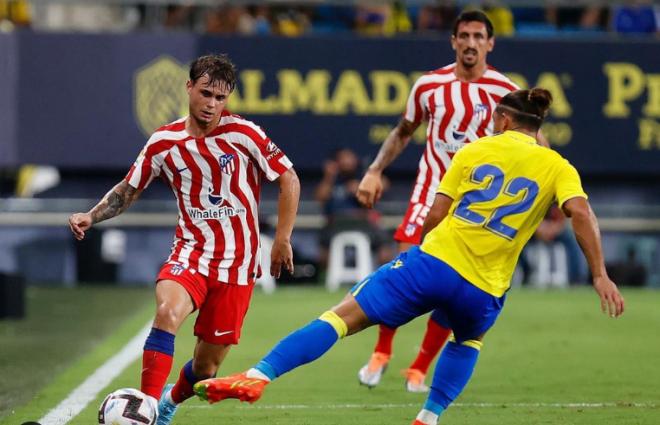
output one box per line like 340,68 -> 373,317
497,87 -> 553,131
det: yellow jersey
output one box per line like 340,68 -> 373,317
420,131 -> 587,297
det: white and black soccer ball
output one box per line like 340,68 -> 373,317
98,388 -> 158,425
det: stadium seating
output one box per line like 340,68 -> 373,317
326,231 -> 373,292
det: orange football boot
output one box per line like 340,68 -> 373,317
402,368 -> 430,393
194,372 -> 268,404
357,352 -> 391,388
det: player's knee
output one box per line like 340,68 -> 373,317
319,310 -> 348,338
154,302 -> 185,331
448,335 -> 483,351
460,339 -> 483,351
461,339 -> 484,351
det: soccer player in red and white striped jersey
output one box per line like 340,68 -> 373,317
68,54 -> 300,424
356,10 -> 535,393
125,110 -> 291,286
397,66 -> 518,244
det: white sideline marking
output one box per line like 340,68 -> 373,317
185,401 -> 657,410
39,321 -> 152,425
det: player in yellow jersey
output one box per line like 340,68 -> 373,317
193,88 -> 625,425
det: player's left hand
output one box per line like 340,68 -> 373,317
593,276 -> 625,318
356,170 -> 383,209
270,238 -> 294,278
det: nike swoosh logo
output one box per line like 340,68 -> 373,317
177,167 -> 188,173
214,330 -> 234,337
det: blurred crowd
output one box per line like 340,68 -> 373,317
0,0 -> 658,36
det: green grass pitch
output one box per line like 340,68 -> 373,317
2,286 -> 659,424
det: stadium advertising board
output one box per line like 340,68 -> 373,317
1,33 -> 658,175
0,34 -> 17,165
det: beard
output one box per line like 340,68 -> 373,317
460,49 -> 479,68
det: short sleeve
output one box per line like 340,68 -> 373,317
124,136 -> 169,190
403,76 -> 430,124
436,148 -> 466,200
247,136 -> 294,181
219,116 -> 294,181
555,160 -> 588,207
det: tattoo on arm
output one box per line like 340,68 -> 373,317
89,181 -> 140,224
370,118 -> 417,172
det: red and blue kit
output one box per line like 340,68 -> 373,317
395,63 -> 518,244
126,110 -> 292,343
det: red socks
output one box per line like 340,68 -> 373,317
171,371 -> 195,403
374,325 -> 397,355
141,349 -> 173,399
171,360 -> 197,404
409,318 -> 452,374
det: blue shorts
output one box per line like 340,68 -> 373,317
350,246 -> 505,342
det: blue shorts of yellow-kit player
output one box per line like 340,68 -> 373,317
349,246 -> 505,342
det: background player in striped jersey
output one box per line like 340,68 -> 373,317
355,10 -> 544,392
193,88 -> 624,425
68,54 -> 300,425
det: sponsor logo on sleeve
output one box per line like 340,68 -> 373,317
266,141 -> 282,160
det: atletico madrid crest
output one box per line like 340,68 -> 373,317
219,154 -> 235,174
405,223 -> 417,237
170,263 -> 186,276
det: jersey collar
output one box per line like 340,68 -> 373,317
504,130 -> 537,145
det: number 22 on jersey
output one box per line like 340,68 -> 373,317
454,164 -> 539,240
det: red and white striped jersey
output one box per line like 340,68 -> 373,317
403,63 -> 518,208
125,110 -> 293,285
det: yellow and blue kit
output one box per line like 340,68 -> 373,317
422,130 -> 587,297
352,130 -> 587,341
248,130 -> 588,419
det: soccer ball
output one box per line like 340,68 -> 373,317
98,388 -> 157,425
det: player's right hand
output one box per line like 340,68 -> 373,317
356,170 -> 383,209
593,276 -> 625,318
68,212 -> 93,240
